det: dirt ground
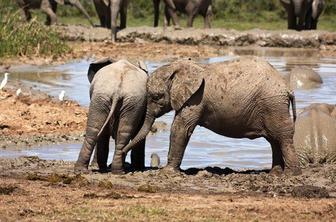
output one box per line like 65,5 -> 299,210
0,156 -> 335,221
0,86 -> 87,148
1,26 -> 336,221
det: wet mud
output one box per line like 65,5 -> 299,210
1,156 -> 335,221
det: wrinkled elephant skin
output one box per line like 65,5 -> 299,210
124,57 -> 301,175
75,59 -> 148,174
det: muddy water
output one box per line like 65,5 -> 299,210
2,48 -> 336,170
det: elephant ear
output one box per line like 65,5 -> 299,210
88,58 -> 114,83
170,64 -> 204,111
55,0 -> 65,5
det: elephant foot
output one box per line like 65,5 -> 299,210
269,165 -> 284,176
111,168 -> 125,175
284,167 -> 302,176
160,165 -> 180,175
174,26 -> 182,30
74,163 -> 90,174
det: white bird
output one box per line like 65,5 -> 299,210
58,90 -> 65,101
0,73 -> 9,90
16,88 -> 22,97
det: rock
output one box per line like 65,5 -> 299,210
288,67 -> 323,90
291,185 -> 329,198
150,153 -> 160,168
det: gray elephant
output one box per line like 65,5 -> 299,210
123,57 -> 301,175
92,0 -> 129,42
280,0 -> 311,30
305,0 -> 325,29
74,58 -> 148,173
16,0 -> 94,26
153,0 -> 176,27
294,103 -> 336,166
93,0 -> 111,28
288,66 -> 323,90
154,0 -> 213,29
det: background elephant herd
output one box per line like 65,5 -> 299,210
75,57 -> 336,175
17,0 -> 326,41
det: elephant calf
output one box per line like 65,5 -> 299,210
124,57 -> 301,175
75,58 -> 148,173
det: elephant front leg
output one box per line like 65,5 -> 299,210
130,139 -> 145,170
204,6 -> 213,28
165,109 -> 199,171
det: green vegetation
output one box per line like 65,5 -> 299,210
0,0 -> 69,58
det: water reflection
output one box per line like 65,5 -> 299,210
1,48 -> 336,170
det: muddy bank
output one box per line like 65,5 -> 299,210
0,85 -> 87,148
57,25 -> 336,48
0,156 -> 335,221
1,156 -> 335,198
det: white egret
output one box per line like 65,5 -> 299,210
0,73 -> 9,90
16,88 -> 22,97
58,90 -> 65,101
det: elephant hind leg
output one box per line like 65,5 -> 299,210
263,106 -> 301,175
96,126 -> 110,171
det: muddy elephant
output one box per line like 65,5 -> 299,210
16,0 -> 94,26
74,58 -> 148,173
280,0 -> 311,30
154,0 -> 213,28
123,57 -> 301,175
92,0 -> 129,42
288,66 -> 323,90
294,103 -> 336,166
305,0 -> 325,29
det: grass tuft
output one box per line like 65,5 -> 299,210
0,8 -> 69,58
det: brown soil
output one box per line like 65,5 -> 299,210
0,86 -> 87,148
0,156 -> 335,221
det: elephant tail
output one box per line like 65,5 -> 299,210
289,92 -> 297,122
97,97 -> 118,138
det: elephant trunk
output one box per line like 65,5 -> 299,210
110,0 -> 121,42
72,0 -> 95,26
123,112 -> 155,154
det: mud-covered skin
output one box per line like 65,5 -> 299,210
125,57 -> 301,175
294,103 -> 336,165
75,59 -> 148,174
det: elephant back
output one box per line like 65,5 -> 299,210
294,104 -> 336,166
